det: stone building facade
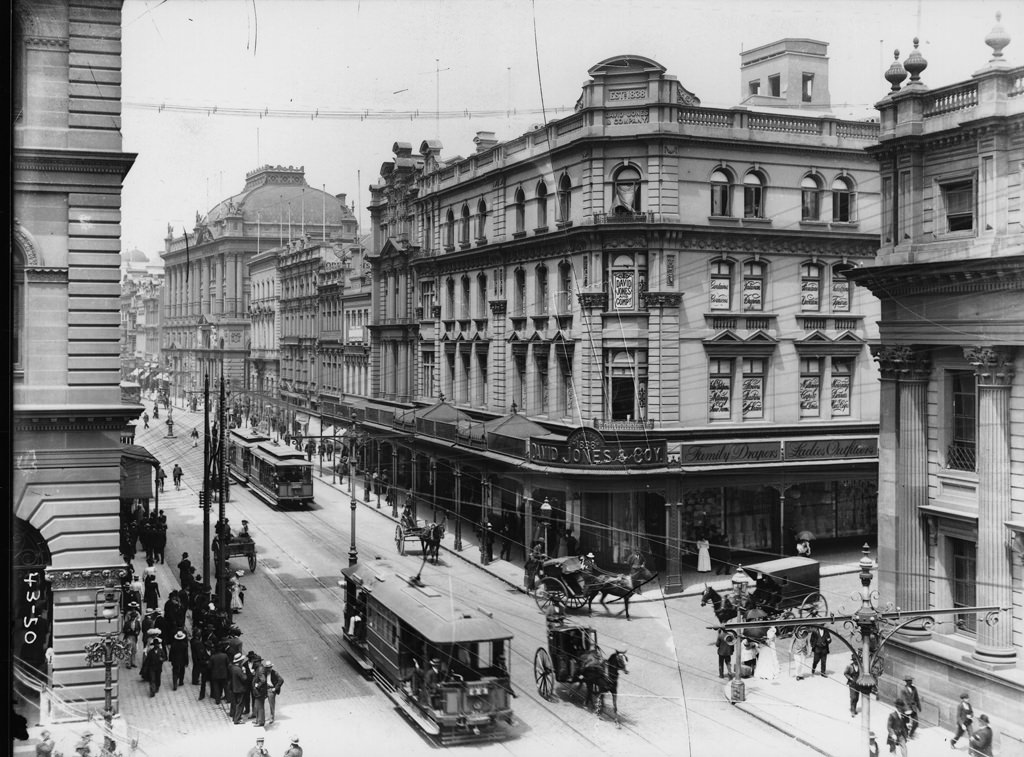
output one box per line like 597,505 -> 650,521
12,0 -> 137,719
160,166 -> 356,408
848,22 -> 1024,746
362,50 -> 883,576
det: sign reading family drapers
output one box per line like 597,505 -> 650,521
681,441 -> 781,465
612,271 -> 635,310
678,437 -> 877,466
529,426 -> 667,467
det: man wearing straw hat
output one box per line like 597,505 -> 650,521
283,735 -> 303,757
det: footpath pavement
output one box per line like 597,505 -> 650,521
14,394 -> 966,756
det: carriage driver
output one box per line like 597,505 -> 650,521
401,504 -> 416,531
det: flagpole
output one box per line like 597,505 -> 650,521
257,212 -> 261,254
322,185 -> 326,242
301,188 -> 305,238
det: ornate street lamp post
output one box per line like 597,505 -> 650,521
710,544 -> 1006,754
540,497 -> 553,556
727,566 -> 753,703
84,572 -> 132,756
348,409 -> 360,566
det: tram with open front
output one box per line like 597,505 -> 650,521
227,427 -> 271,485
340,557 -> 516,744
247,440 -> 314,508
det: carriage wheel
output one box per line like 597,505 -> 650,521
395,525 -> 404,554
799,592 -> 828,618
247,553 -> 257,572
534,648 -> 554,700
534,579 -> 566,613
563,593 -> 589,610
775,609 -> 796,637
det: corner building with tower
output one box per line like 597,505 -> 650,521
361,49 -> 883,582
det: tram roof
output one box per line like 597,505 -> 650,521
342,558 -> 513,645
251,441 -> 310,463
229,427 -> 271,444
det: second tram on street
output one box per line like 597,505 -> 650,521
340,557 -> 516,744
227,427 -> 271,485
247,440 -> 314,508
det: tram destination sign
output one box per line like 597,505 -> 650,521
530,427 -> 667,468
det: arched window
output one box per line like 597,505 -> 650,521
801,175 -> 823,221
461,275 -> 471,318
513,188 -> 526,234
710,169 -> 732,216
742,260 -> 766,312
800,262 -> 823,311
557,174 -> 572,223
514,268 -> 526,315
832,176 -> 855,222
558,260 -> 573,314
743,172 -> 765,218
612,165 -> 641,215
460,204 -> 471,245
535,265 -> 549,314
476,199 -> 487,240
445,209 -> 455,248
477,273 -> 488,318
536,181 -> 548,229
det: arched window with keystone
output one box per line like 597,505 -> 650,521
611,165 -> 642,215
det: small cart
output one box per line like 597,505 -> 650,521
225,519 -> 257,571
394,519 -> 429,556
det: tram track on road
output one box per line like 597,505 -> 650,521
224,483 -> 676,754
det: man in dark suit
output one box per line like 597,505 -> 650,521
229,653 -> 248,724
422,657 -> 443,709
810,628 -> 831,677
208,646 -> 230,704
716,628 -> 733,678
899,676 -> 921,738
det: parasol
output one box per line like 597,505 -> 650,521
795,530 -> 815,542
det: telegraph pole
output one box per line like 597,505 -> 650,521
217,372 -> 228,610
201,373 -> 211,592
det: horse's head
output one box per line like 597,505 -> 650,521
700,585 -> 716,606
610,650 -> 629,674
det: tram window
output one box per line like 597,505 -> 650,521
476,642 -> 492,669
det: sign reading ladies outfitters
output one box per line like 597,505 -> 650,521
784,437 -> 877,461
530,427 -> 667,468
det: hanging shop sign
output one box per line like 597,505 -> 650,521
529,426 -> 667,468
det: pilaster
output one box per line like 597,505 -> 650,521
966,346 -> 1017,665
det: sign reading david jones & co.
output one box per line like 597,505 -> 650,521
530,427 -> 666,467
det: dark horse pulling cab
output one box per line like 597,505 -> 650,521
339,558 -> 516,744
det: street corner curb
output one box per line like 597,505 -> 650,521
443,543 -> 529,595
734,702 -> 832,757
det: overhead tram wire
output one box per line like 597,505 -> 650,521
125,100 -> 574,121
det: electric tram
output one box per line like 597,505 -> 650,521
227,427 -> 271,485
340,557 -> 515,744
247,440 -> 314,508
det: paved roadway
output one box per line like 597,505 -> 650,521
25,402 -> 823,757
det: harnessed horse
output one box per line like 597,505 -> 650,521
581,557 -> 657,621
580,648 -> 629,725
419,516 -> 447,564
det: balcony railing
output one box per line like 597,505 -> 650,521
592,211 -> 654,224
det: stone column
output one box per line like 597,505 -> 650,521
966,346 -> 1017,665
895,347 -> 931,632
200,258 -> 210,316
664,501 -> 683,594
214,255 -> 224,316
227,254 -> 238,317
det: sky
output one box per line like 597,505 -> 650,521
120,0 -> 1012,256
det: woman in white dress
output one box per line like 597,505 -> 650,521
229,574 -> 244,613
755,626 -> 781,680
696,538 -> 712,573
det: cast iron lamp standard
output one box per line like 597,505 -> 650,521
84,572 -> 132,756
727,566 -> 753,703
540,497 -> 553,555
710,544 -> 1006,755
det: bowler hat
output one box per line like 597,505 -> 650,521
979,714 -> 989,723
960,692 -> 969,699
904,675 -> 913,682
430,657 -> 441,664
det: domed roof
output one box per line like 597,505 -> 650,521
124,247 -> 150,263
203,165 -> 355,227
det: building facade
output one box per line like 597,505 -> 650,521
247,245 -> 282,424
119,251 -> 164,392
13,0 -> 137,719
160,166 -> 356,409
849,23 -> 1024,743
362,50 -> 883,579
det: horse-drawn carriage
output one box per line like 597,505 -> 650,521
700,556 -> 823,636
394,511 -> 446,562
533,621 -> 628,724
532,554 -> 657,621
